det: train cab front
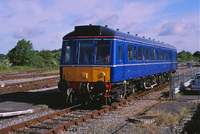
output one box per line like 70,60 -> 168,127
58,39 -> 112,104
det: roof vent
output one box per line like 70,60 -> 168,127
143,36 -> 145,38
149,38 -> 151,40
105,25 -> 108,27
116,28 -> 119,31
89,24 -> 92,26
135,34 -> 138,36
127,32 -> 130,34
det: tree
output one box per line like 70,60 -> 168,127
0,53 -> 6,62
177,50 -> 194,62
38,50 -> 54,67
193,51 -> 200,62
7,39 -> 34,66
193,51 -> 200,58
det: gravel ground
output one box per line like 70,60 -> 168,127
0,75 -> 58,86
1,85 -> 199,133
0,107 -> 61,130
61,86 -> 200,134
0,87 -> 66,130
0,67 -> 199,133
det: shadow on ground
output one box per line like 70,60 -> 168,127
0,88 -> 67,109
181,103 -> 200,134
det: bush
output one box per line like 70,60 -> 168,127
0,59 -> 10,71
0,64 -> 8,71
11,66 -> 30,71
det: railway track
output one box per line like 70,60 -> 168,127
0,82 -> 169,134
0,73 -> 59,81
0,77 -> 59,94
0,68 -> 58,77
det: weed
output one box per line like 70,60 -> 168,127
148,107 -> 191,127
135,122 -> 159,134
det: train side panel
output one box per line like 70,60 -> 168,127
110,39 -> 177,83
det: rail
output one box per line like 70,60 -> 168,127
0,82 -> 169,133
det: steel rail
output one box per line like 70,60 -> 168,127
0,77 -> 59,94
0,104 -> 82,134
44,82 -> 169,134
0,82 -> 169,134
0,73 -> 59,81
0,68 -> 58,77
1,77 -> 59,88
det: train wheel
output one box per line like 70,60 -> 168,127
69,91 -> 79,105
92,81 -> 106,100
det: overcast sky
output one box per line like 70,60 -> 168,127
0,0 -> 199,54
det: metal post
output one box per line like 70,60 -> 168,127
169,73 -> 173,99
198,77 -> 200,100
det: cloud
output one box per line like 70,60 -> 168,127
1,13 -> 15,19
13,28 -> 44,39
0,0 -> 199,54
158,19 -> 198,36
96,14 -> 120,26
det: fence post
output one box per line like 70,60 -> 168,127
169,73 -> 174,99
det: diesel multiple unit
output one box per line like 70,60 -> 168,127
58,25 -> 177,104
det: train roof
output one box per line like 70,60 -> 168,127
63,25 -> 176,50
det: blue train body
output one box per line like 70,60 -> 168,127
61,25 -> 177,83
59,25 -> 177,104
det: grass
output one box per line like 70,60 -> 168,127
37,69 -> 59,74
131,107 -> 192,134
0,66 -> 59,74
135,122 -> 159,134
147,107 -> 191,127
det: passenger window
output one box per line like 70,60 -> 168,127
64,41 -> 76,64
163,51 -> 166,60
146,48 -> 149,60
159,50 -> 161,60
143,48 -> 145,60
134,47 -> 137,61
118,46 -> 122,61
127,45 -> 133,61
156,50 -> 158,60
79,41 -> 93,64
138,46 -> 142,60
96,41 -> 110,64
150,50 -> 153,60
153,49 -> 156,60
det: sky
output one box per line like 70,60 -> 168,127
0,0 -> 199,54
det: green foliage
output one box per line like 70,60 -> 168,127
0,59 -> 10,71
0,63 -> 8,70
0,53 -> 6,61
32,53 -> 46,68
177,50 -> 194,62
193,51 -> 200,62
11,66 -> 31,71
5,39 -> 61,70
36,50 -> 54,67
7,39 -> 34,66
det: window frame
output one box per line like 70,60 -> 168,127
127,45 -> 133,61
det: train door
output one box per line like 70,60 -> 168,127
117,42 -> 125,80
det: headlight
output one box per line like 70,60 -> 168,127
99,72 -> 105,78
82,72 -> 88,79
67,72 -> 71,77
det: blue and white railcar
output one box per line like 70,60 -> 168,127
58,25 -> 177,104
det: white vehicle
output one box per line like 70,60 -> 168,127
191,72 -> 200,91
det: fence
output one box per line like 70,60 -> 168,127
170,67 -> 200,99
